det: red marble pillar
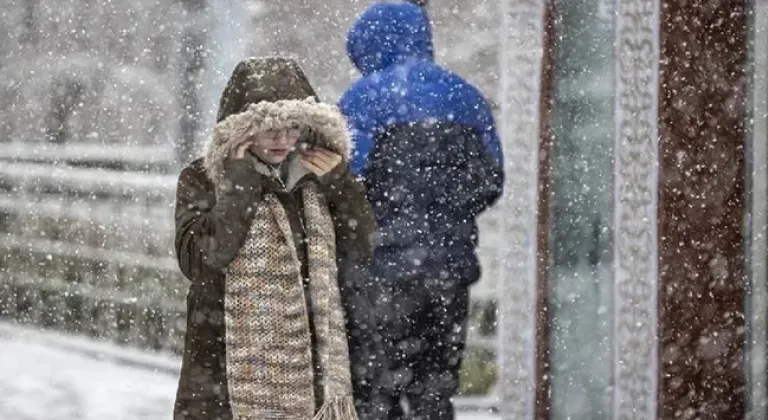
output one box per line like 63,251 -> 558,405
535,2 -> 556,419
658,1 -> 747,418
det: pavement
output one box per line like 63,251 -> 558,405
0,321 -> 498,420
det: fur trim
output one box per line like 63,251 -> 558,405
204,97 -> 353,183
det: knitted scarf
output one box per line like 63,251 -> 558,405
225,184 -> 356,419
205,98 -> 357,420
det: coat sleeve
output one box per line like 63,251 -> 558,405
320,164 -> 376,268
339,84 -> 379,177
174,160 -> 262,283
319,165 -> 386,395
448,131 -> 504,218
453,87 -> 504,216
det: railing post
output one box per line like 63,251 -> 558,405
0,283 -> 16,319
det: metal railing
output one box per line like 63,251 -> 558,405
0,143 -> 186,353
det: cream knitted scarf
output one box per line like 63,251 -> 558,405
205,98 -> 357,420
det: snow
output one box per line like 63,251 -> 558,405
0,324 -> 177,420
0,322 -> 497,420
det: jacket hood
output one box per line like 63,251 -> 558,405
346,2 -> 434,76
216,56 -> 318,123
204,58 -> 352,184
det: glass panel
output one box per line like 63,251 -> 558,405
548,0 -> 615,418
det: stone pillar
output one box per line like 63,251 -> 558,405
500,1 -> 750,419
497,0 -> 550,419
749,1 -> 768,417
535,3 -> 556,419
657,1 -> 748,419
178,0 -> 208,165
612,0 -> 661,418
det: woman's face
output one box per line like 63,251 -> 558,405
248,128 -> 301,164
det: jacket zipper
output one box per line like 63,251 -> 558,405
271,166 -> 309,237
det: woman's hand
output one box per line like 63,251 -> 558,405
233,141 -> 254,159
300,148 -> 343,176
221,140 -> 260,192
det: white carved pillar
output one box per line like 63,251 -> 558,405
611,0 -> 661,418
497,1 -> 548,419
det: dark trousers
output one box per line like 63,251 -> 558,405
373,281 -> 470,420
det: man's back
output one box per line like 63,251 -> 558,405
339,1 -> 504,286
339,3 -> 506,418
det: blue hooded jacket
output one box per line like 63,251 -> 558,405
339,2 -> 504,285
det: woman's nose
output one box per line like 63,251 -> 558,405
274,131 -> 290,145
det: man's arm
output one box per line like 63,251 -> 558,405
339,84 -> 379,177
453,86 -> 504,216
449,129 -> 504,217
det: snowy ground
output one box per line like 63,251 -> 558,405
0,322 -> 497,420
0,323 -> 177,420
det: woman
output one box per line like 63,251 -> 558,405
173,57 -> 376,420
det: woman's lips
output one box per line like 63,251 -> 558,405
267,148 -> 290,157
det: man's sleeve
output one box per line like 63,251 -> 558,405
339,84 -> 378,177
461,91 -> 504,214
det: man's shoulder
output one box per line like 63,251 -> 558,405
340,63 -> 485,111
439,68 -> 485,99
405,60 -> 470,83
341,71 -> 389,95
398,62 -> 486,108
339,76 -> 377,110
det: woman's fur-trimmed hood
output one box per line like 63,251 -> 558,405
203,57 -> 352,185
204,96 -> 353,184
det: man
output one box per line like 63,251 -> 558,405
339,2 -> 505,419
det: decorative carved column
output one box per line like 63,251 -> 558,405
612,0 -> 661,418
497,0 -> 550,419
657,1 -> 748,419
501,1 -> 749,418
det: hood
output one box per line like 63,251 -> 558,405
204,58 -> 352,184
346,2 -> 434,76
216,56 -> 318,123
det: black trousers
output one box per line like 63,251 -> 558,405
372,281 -> 470,420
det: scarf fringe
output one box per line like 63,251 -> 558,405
313,396 -> 358,420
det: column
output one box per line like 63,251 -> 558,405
657,1 -> 748,419
497,0 -> 550,419
612,0 -> 661,419
749,1 -> 768,417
